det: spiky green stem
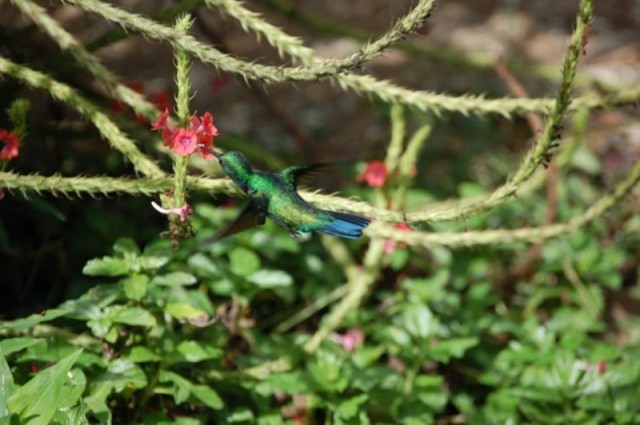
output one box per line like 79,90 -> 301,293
61,0 -> 638,117
165,14 -> 195,238
408,0 -> 593,222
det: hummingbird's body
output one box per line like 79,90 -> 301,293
209,149 -> 369,240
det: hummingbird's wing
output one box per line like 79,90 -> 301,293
279,164 -> 330,187
213,201 -> 265,240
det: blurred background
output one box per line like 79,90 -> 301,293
0,0 -> 639,320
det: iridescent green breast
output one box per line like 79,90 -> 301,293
249,173 -> 330,232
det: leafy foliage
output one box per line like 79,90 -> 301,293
2,198 -> 640,423
1,0 -> 640,423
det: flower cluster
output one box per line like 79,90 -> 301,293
0,129 -> 20,160
151,109 -> 218,158
0,128 -> 21,199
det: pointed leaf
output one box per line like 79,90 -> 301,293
247,270 -> 293,288
1,308 -> 72,331
150,272 -> 197,287
7,349 -> 83,425
165,303 -> 208,321
229,248 -> 260,276
191,384 -> 224,410
176,341 -> 222,362
121,274 -> 148,301
82,257 -> 130,277
0,346 -> 15,418
0,337 -> 42,356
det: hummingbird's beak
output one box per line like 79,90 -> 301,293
198,145 -> 223,158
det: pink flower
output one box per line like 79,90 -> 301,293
171,128 -> 198,156
356,160 -> 388,188
151,201 -> 191,222
383,222 -> 411,254
151,110 -> 218,158
332,328 -> 365,352
0,129 -> 20,160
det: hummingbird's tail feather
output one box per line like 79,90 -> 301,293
317,211 -> 370,239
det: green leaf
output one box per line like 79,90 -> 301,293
7,349 -> 83,425
0,346 -> 15,418
337,394 -> 368,420
102,360 -> 148,392
258,371 -> 312,395
108,306 -> 156,327
0,308 -> 72,331
0,337 -> 42,356
136,255 -> 170,271
84,381 -> 113,425
399,303 -> 435,340
159,371 -> 223,409
51,402 -> 89,425
247,270 -> 293,288
123,346 -> 162,363
229,248 -> 260,276
431,337 -> 479,362
82,257 -> 130,277
176,341 -> 222,362
226,407 -> 255,423
121,274 -> 148,301
307,349 -> 348,393
191,384 -> 224,410
113,238 -> 140,256
390,249 -> 411,271
165,302 -> 208,320
151,272 -> 198,287
187,253 -> 222,278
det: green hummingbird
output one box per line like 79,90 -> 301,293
201,147 -> 370,240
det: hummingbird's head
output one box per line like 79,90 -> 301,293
216,150 -> 253,185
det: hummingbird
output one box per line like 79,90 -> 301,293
201,147 -> 370,240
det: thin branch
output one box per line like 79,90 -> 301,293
408,0 -> 593,222
59,0 -> 640,117
65,0 -> 437,83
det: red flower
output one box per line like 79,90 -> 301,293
383,222 -> 411,254
356,160 -> 388,188
151,108 -> 170,132
0,129 -> 20,160
151,109 -> 218,158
